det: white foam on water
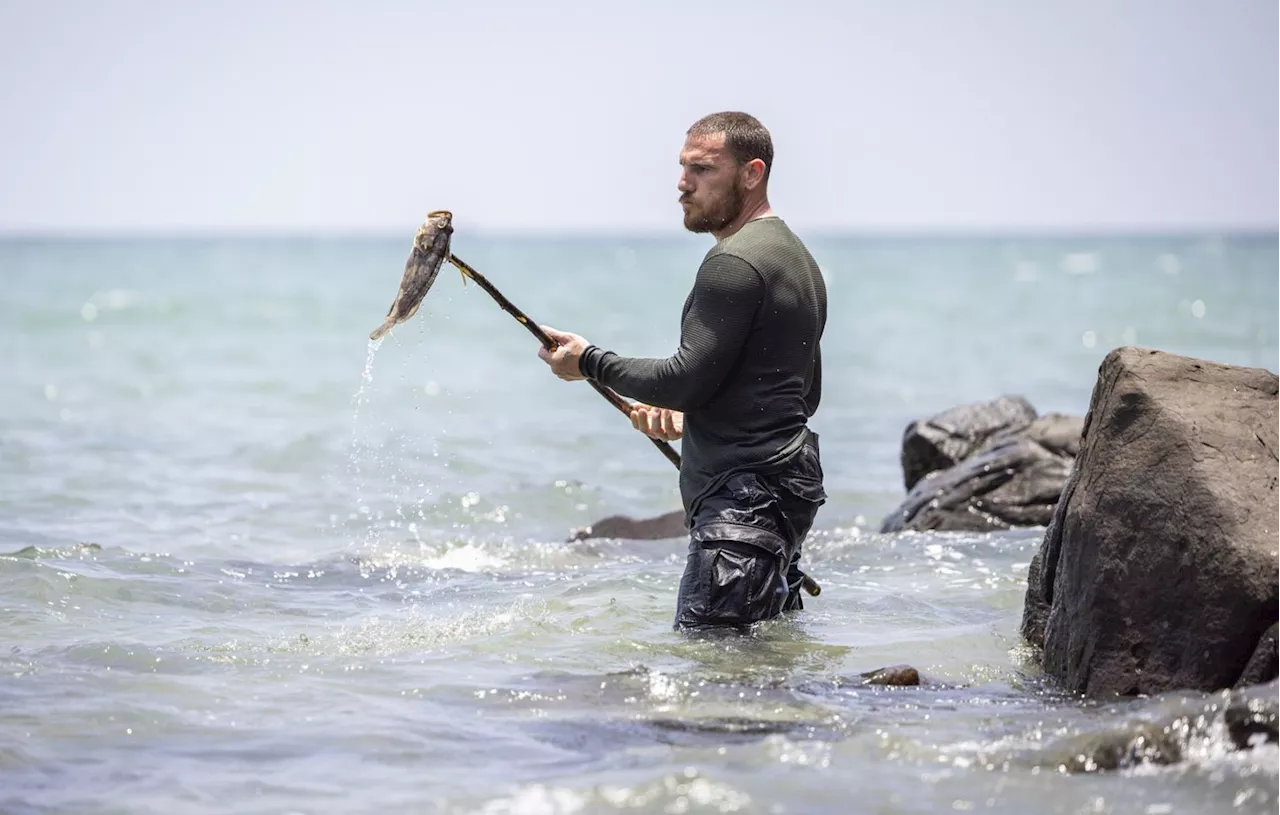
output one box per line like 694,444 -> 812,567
360,540 -> 510,575
470,774 -> 754,815
420,542 -> 506,573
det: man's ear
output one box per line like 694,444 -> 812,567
744,158 -> 767,189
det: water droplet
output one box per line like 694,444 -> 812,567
1061,253 -> 1099,275
80,302 -> 98,322
1013,261 -> 1038,282
43,384 -> 57,401
1121,326 -> 1137,345
1191,300 -> 1206,319
1081,330 -> 1097,349
424,380 -> 440,396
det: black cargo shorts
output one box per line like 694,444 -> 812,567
674,432 -> 826,631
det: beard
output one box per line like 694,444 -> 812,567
681,177 -> 746,234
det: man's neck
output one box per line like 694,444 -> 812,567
712,198 -> 774,241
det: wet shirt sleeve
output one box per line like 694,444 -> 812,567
579,253 -> 763,411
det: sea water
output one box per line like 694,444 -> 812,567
1,231 -> 1276,813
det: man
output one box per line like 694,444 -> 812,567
538,111 -> 828,631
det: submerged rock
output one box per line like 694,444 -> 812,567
1044,720 -> 1183,773
1020,680 -> 1277,774
568,509 -> 686,542
880,399 -> 1084,533
1021,346 -> 1279,697
1224,679 -> 1279,750
858,664 -> 921,686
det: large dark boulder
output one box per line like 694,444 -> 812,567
1021,346 -> 1279,697
880,407 -> 1084,533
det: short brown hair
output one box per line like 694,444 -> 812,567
687,111 -> 773,181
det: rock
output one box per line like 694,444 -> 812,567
568,509 -> 686,542
1031,680 -> 1279,773
1235,622 -> 1278,689
1224,679 -> 1279,749
898,394 -> 1038,491
1021,346 -> 1279,697
858,664 -> 921,686
880,412 -> 1084,533
1022,413 -> 1085,459
1043,721 -> 1183,773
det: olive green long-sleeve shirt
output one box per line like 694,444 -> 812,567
580,216 -> 827,520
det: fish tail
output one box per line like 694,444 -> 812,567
369,319 -> 395,341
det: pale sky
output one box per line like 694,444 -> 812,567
1,0 -> 1275,234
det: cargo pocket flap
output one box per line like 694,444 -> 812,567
689,522 -> 787,559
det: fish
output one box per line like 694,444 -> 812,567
369,210 -> 454,341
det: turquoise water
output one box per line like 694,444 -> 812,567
1,231 -> 1276,813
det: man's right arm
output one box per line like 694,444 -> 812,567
804,344 -> 823,415
578,253 -> 764,412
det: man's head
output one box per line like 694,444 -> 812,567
678,111 -> 773,234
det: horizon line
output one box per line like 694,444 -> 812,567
0,223 -> 1277,242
